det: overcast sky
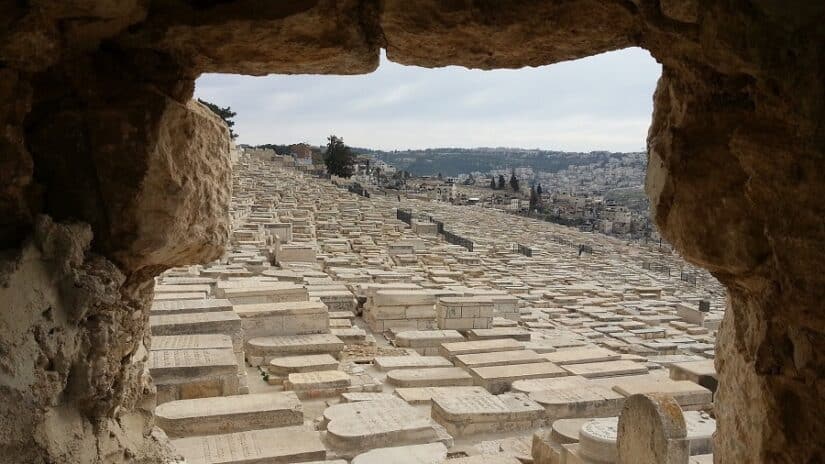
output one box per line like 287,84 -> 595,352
194,47 -> 661,152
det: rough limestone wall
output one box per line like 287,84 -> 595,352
0,217 -> 169,462
0,52 -> 231,461
641,6 -> 825,462
0,1 -> 823,463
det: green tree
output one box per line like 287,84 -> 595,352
529,186 -> 541,211
324,135 -> 355,177
509,170 -> 519,192
490,177 -> 497,189
498,175 -> 506,190
197,98 -> 238,139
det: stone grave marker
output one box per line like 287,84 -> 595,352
155,391 -> 303,437
617,394 -> 689,464
324,398 -> 447,456
170,426 -> 325,464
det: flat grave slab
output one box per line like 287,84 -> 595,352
329,311 -> 356,320
341,392 -> 397,402
149,348 -> 239,403
541,347 -> 622,365
669,359 -> 718,393
510,375 -> 591,394
561,360 -> 648,379
151,334 -> 233,351
529,386 -> 625,420
394,386 -> 488,405
387,367 -> 473,388
246,334 -> 344,366
153,292 -> 206,301
234,300 -> 328,339
351,443 -> 448,464
149,312 -> 242,352
373,290 -> 437,306
150,299 -> 233,315
466,327 -> 531,342
454,349 -> 545,369
395,330 -> 465,355
448,457 -> 522,464
155,391 -> 303,437
439,338 -> 524,360
611,378 -> 713,408
330,327 -> 367,343
155,284 -> 212,296
431,388 -> 544,436
268,354 -> 339,377
324,398 -> 445,455
285,370 -> 351,399
217,282 -> 308,305
374,356 -> 453,371
470,362 -> 568,394
170,426 -> 325,464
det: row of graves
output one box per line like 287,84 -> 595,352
145,152 -> 722,464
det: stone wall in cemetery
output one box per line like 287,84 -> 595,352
0,1 -> 823,463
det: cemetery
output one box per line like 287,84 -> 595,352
146,151 -> 725,463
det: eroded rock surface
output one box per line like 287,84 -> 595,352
0,1 -> 822,463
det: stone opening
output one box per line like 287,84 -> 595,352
1,1 -> 823,463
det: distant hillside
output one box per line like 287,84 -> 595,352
356,147 -> 645,176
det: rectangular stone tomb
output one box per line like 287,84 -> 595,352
394,386 -> 489,405
394,330 -> 465,356
470,362 -> 568,394
436,297 -> 494,330
245,334 -> 344,366
151,299 -> 233,315
529,386 -> 625,420
323,398 -> 447,456
611,378 -> 713,409
234,300 -> 329,340
330,327 -> 367,344
149,349 -> 239,404
342,392 -> 398,403
219,283 -> 308,305
669,359 -> 718,395
510,375 -> 592,395
374,356 -> 453,371
170,426 -> 325,464
312,291 -> 358,312
454,349 -> 545,369
386,367 -> 474,388
351,443 -> 448,464
155,391 -> 303,437
372,290 -> 437,306
466,327 -> 531,342
153,292 -> 206,301
268,354 -> 339,377
149,312 -> 242,353
561,360 -> 648,379
439,338 -> 524,360
284,370 -> 351,399
541,347 -> 622,365
155,284 -> 212,296
277,244 -> 317,263
431,389 -> 545,436
151,334 -> 233,352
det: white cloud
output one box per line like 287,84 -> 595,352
195,47 -> 661,151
